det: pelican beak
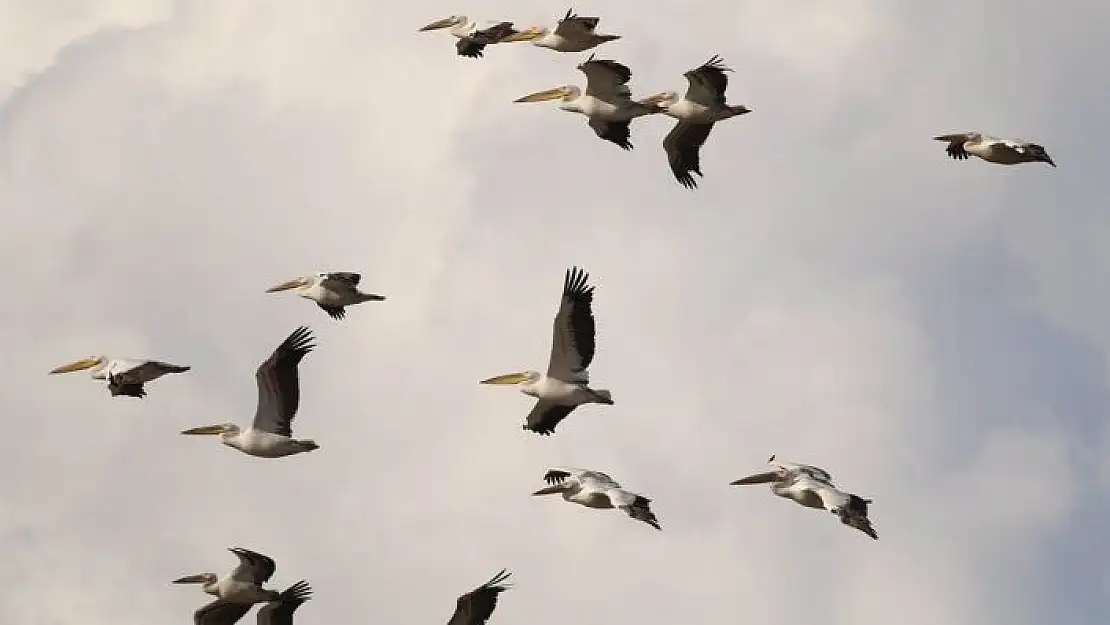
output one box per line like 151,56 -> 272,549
172,574 -> 209,584
265,277 -> 310,293
479,372 -> 530,385
514,88 -> 566,103
729,471 -> 779,486
48,358 -> 101,375
532,485 -> 563,496
180,424 -> 229,435
419,17 -> 456,32
503,27 -> 544,42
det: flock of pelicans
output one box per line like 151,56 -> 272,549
42,8 -> 1061,625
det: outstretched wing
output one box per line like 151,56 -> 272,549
195,599 -> 252,625
934,133 -> 972,160
577,55 -> 632,98
546,267 -> 597,380
447,570 -> 512,625
228,547 -> 277,586
321,272 -> 361,290
524,401 -> 577,435
555,10 -> 600,37
252,327 -> 316,437
683,55 -> 731,106
588,119 -> 633,150
663,121 -> 715,189
257,581 -> 313,625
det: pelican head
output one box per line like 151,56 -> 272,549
503,26 -> 546,42
532,484 -> 566,496
173,572 -> 218,589
180,423 -> 241,439
479,371 -> 541,385
265,276 -> 313,294
419,15 -> 466,32
513,85 -> 579,103
48,356 -> 106,375
1025,143 -> 1056,167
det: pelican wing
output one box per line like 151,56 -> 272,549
578,55 -> 632,98
683,55 -> 731,107
546,267 -> 597,381
128,360 -> 190,380
524,400 -> 576,435
195,600 -> 252,625
588,119 -> 633,150
545,467 -> 619,489
555,10 -> 600,37
257,581 -> 312,625
447,570 -> 512,625
775,461 -> 834,486
934,133 -> 972,160
252,327 -> 316,437
229,547 -> 277,586
321,272 -> 361,291
663,121 -> 714,189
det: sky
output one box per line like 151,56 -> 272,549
0,0 -> 1107,623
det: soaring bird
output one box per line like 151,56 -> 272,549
730,455 -> 878,539
265,272 -> 385,320
532,468 -> 661,529
180,327 -> 320,458
419,15 -> 524,58
480,267 -> 612,435
192,580 -> 312,625
934,132 -> 1055,167
641,55 -> 752,188
503,9 -> 621,52
173,548 -> 281,604
514,55 -> 663,150
446,570 -> 512,625
48,355 -> 189,398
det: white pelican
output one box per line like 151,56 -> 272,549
513,55 -> 663,150
502,9 -> 621,52
265,272 -> 385,320
447,569 -> 512,625
180,327 -> 320,458
419,15 -> 524,58
480,267 -> 612,435
934,132 -> 1056,167
48,355 -> 189,398
532,468 -> 661,529
174,548 -> 282,604
640,55 -> 752,188
730,455 -> 878,540
192,580 -> 312,625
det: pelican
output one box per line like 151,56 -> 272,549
532,468 -> 661,529
934,132 -> 1056,167
173,548 -> 281,604
640,55 -> 752,188
447,569 -> 512,625
514,55 -> 663,150
502,9 -> 620,52
48,355 -> 189,398
180,327 -> 320,458
419,15 -> 523,58
265,272 -> 385,320
480,267 -> 612,435
193,580 -> 312,625
730,455 -> 878,540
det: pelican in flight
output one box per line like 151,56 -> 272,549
934,132 -> 1055,167
265,272 -> 385,320
180,327 -> 320,458
174,548 -> 282,604
48,355 -> 189,398
446,569 -> 512,625
730,455 -> 878,540
193,580 -> 312,625
419,15 -> 523,58
514,55 -> 663,150
480,267 -> 612,435
640,55 -> 752,188
503,9 -> 620,52
533,468 -> 661,529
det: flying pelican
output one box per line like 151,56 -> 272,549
934,132 -> 1056,167
502,9 -> 621,52
480,267 -> 612,435
48,355 -> 189,398
730,455 -> 878,540
193,580 -> 312,625
532,468 -> 661,529
514,55 -> 663,150
173,548 -> 282,604
639,55 -> 752,188
447,569 -> 512,625
419,15 -> 524,58
265,272 -> 385,320
180,327 -> 320,458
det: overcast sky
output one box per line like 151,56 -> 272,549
1,1 -> 1108,624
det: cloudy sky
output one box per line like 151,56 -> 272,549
1,0 -> 1108,623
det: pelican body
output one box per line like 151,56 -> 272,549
480,267 -> 612,435
934,132 -> 1055,167
533,468 -> 661,529
419,15 -> 523,58
503,9 -> 620,53
48,355 -> 189,398
174,548 -> 282,605
265,272 -> 385,320
730,455 -> 878,539
181,327 -> 320,458
192,580 -> 312,625
640,55 -> 752,188
514,55 -> 663,150
446,570 -> 512,625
